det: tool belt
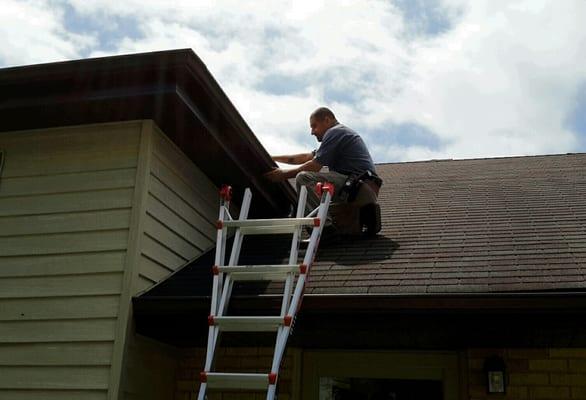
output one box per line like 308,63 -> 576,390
339,170 -> 383,202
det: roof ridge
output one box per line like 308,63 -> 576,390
375,152 -> 586,166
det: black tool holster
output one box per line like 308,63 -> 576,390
339,170 -> 382,202
332,170 -> 383,235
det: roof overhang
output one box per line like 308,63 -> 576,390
0,49 -> 295,215
135,291 -> 586,315
134,292 -> 586,348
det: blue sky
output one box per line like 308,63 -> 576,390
1,0 -> 585,162
566,83 -> 586,151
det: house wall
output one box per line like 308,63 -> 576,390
175,346 -> 586,400
115,121 -> 221,399
0,122 -> 141,400
467,348 -> 586,400
0,120 -> 220,400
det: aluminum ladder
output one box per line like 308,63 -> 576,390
198,182 -> 334,400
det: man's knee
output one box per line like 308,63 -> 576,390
295,171 -> 317,187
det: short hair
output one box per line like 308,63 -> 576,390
310,107 -> 336,122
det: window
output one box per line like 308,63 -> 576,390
320,377 -> 443,400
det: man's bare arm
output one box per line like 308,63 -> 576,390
272,152 -> 313,165
265,158 -> 322,182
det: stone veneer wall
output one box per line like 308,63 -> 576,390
174,346 -> 586,400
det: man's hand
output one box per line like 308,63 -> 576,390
264,167 -> 288,182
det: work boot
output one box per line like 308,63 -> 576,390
360,203 -> 381,236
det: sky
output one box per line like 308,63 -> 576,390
1,0 -> 585,163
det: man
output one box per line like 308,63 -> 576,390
265,107 -> 380,211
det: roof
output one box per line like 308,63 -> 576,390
141,152 -> 586,302
0,49 -> 295,216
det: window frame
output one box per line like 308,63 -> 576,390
0,149 -> 4,177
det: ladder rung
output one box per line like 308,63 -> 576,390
218,264 -> 300,281
209,316 -> 286,332
203,372 -> 273,390
221,218 -> 319,235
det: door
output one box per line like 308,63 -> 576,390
302,350 -> 460,400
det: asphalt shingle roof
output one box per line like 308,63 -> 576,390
143,153 -> 586,299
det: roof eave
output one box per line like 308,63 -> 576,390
134,291 -> 586,316
0,49 -> 296,215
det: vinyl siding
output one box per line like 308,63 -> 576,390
0,122 -> 141,400
136,124 -> 217,293
0,120 -> 220,399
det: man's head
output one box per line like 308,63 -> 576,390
310,107 -> 338,142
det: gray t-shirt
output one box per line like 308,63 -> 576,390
314,124 -> 376,176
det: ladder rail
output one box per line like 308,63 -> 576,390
216,189 -> 252,347
218,188 -> 251,315
267,188 -> 332,399
270,185 -> 308,399
279,186 -> 307,318
200,192 -> 231,399
199,188 -> 252,400
210,203 -> 227,318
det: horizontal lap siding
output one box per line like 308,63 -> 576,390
0,366 -> 110,389
0,122 -> 141,399
0,319 -> 118,343
137,126 -> 217,291
0,296 -> 120,321
0,342 -> 113,365
0,390 -> 106,400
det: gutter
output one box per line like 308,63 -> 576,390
134,291 -> 586,316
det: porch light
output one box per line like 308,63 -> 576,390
484,356 -> 506,394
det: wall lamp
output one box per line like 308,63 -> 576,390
484,355 -> 506,394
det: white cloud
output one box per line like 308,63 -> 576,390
0,0 -> 95,66
375,0 -> 586,160
2,0 -> 586,162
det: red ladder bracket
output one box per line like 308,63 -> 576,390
219,185 -> 232,201
268,373 -> 278,385
322,182 -> 335,196
315,181 -> 335,197
315,182 -> 323,196
299,264 -> 308,274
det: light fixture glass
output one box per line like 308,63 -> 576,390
484,356 -> 506,394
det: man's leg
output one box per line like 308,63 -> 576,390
295,170 -> 348,212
